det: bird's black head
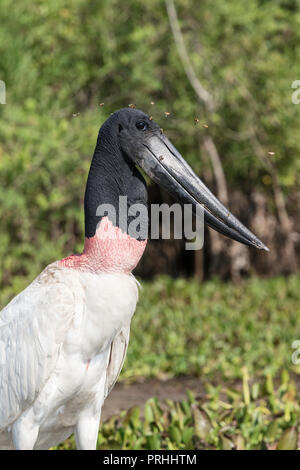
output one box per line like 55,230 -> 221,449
86,107 -> 268,250
95,107 -> 161,159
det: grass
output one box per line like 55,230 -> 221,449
58,370 -> 300,450
124,274 -> 300,381
55,274 -> 300,450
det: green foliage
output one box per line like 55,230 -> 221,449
56,372 -> 300,450
0,0 -> 299,289
123,275 -> 300,381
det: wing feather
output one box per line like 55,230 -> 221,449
104,324 -> 130,399
0,264 -> 77,429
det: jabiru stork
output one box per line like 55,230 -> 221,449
0,108 -> 268,450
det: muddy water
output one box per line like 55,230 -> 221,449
102,376 -> 206,421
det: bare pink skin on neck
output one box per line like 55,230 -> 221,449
60,217 -> 147,274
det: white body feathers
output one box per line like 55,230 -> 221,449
0,263 -> 139,449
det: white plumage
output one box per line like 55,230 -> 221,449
0,262 -> 138,449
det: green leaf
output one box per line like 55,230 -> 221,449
146,434 -> 161,450
182,427 -> 194,445
192,405 -> 212,440
220,434 -> 235,450
277,427 -> 298,450
144,400 -> 155,424
168,425 -> 182,445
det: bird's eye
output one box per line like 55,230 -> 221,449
136,120 -> 148,131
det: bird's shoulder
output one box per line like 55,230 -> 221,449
0,261 -> 84,337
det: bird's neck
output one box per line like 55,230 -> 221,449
60,216 -> 147,273
60,135 -> 148,273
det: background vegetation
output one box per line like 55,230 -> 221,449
0,0 -> 299,288
0,0 -> 299,450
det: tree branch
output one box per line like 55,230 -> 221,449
165,0 -> 228,204
165,0 -> 215,113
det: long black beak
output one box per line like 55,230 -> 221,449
138,133 -> 269,250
